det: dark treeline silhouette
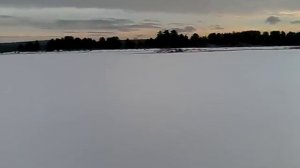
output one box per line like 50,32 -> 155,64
12,30 -> 300,52
17,41 -> 41,52
45,36 -> 123,51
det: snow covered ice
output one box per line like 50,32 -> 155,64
1,48 -> 300,168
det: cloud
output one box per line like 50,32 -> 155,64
265,16 -> 281,25
144,19 -> 160,23
53,19 -> 161,31
173,26 -> 196,33
64,31 -> 115,37
290,20 -> 300,24
2,0 -> 300,14
278,11 -> 300,16
209,25 -> 224,30
3,17 -> 162,32
124,22 -> 161,30
0,15 -> 13,18
115,23 -> 161,32
168,23 -> 185,26
53,19 -> 134,30
64,31 -> 114,34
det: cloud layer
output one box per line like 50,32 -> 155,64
1,2 -> 300,42
290,20 -> 300,24
1,0 -> 300,13
209,25 -> 225,30
0,16 -> 161,32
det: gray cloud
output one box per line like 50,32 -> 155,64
9,18 -> 162,32
144,19 -> 160,23
1,0 -> 300,13
64,31 -> 114,34
55,19 -> 161,31
209,25 -> 224,30
124,23 -> 161,30
53,19 -> 134,30
0,15 -> 13,18
169,23 -> 185,26
290,20 -> 300,24
265,16 -> 281,25
173,26 -> 196,33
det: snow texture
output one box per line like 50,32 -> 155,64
0,48 -> 300,168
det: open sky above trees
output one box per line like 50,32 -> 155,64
1,0 -> 300,42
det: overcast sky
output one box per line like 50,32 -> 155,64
1,0 -> 300,42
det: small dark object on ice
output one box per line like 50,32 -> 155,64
157,48 -> 185,53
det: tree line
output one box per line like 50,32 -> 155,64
15,30 -> 300,52
17,41 -> 41,52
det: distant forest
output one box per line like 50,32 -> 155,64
11,30 -> 300,52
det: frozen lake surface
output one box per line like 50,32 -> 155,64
1,48 -> 300,168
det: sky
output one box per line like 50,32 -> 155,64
1,0 -> 300,42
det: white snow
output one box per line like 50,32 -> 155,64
1,48 -> 300,168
